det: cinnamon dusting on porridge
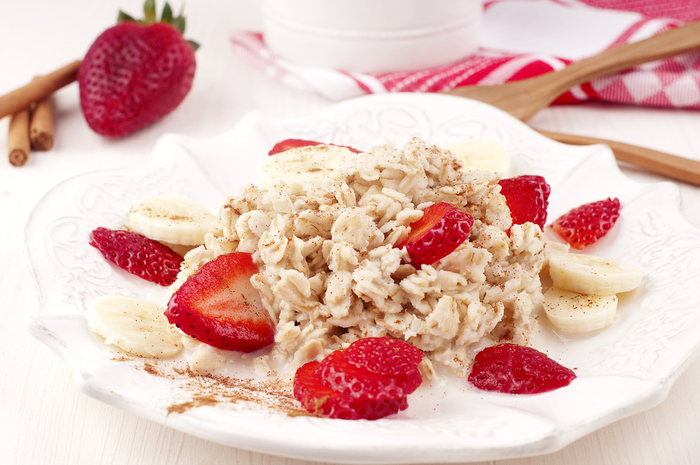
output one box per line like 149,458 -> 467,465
173,138 -> 547,379
88,136 -> 641,419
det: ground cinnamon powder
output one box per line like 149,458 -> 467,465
114,357 -> 310,417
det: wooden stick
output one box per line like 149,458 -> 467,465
0,60 -> 81,121
538,130 -> 700,186
8,108 -> 31,166
30,95 -> 54,151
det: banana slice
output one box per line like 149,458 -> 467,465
441,139 -> 511,174
182,336 -> 229,374
549,253 -> 643,295
130,195 -> 217,246
543,287 -> 618,333
86,295 -> 184,358
260,144 -> 359,194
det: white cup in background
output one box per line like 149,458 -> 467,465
262,0 -> 483,73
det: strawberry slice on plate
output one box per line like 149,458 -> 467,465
468,343 -> 576,394
315,347 -> 422,400
89,227 -> 183,286
294,337 -> 423,420
395,202 -> 474,268
165,252 -> 275,352
294,360 -> 409,420
268,138 -> 362,155
498,175 -> 551,229
552,197 -> 621,250
343,336 -> 424,378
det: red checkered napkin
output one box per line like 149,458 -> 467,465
231,0 -> 700,109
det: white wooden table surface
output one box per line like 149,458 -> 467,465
1,1 -> 699,464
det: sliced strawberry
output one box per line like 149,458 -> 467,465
315,350 -> 422,400
395,202 -> 474,268
344,337 -> 423,377
294,337 -> 423,419
294,361 -> 408,420
552,197 -> 620,250
468,343 -> 576,394
89,227 -> 182,286
165,252 -> 275,352
268,138 -> 361,155
498,175 -> 551,229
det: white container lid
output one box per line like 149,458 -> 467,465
262,0 -> 483,73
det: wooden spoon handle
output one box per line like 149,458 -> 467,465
538,20 -> 700,97
538,129 -> 700,185
0,60 -> 81,120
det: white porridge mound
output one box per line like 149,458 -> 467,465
174,138 -> 547,379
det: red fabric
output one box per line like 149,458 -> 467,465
370,1 -> 700,108
231,0 -> 700,109
578,0 -> 700,22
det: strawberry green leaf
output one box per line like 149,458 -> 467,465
144,0 -> 157,23
113,1 -> 197,47
117,10 -> 138,23
161,2 -> 173,23
173,16 -> 185,34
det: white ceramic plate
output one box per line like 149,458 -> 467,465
25,94 -> 700,463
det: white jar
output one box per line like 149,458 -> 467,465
262,0 -> 483,73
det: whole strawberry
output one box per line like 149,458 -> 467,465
78,1 -> 198,137
552,197 -> 620,250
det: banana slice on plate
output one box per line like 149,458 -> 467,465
260,144 -> 359,194
549,253 -> 643,295
543,287 -> 618,334
130,195 -> 217,246
86,295 -> 184,358
441,139 -> 511,175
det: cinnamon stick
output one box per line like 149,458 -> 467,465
8,108 -> 31,166
30,95 -> 54,151
0,60 -> 80,121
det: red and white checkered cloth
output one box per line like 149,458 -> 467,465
231,0 -> 700,108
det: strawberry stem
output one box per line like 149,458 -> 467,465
144,0 -> 157,23
116,0 -> 200,51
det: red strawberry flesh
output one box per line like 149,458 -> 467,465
79,20 -> 196,137
89,227 -> 182,286
344,337 -> 423,377
395,202 -> 474,267
294,337 -> 423,419
294,361 -> 408,420
468,343 -> 576,394
552,197 -> 620,250
165,252 -> 275,352
268,139 -> 361,155
315,350 -> 422,400
498,175 -> 551,229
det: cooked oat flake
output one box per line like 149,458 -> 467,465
172,139 -> 547,379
